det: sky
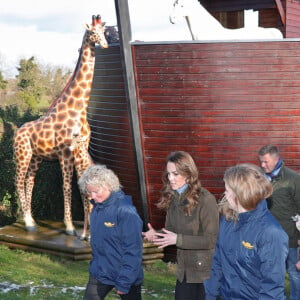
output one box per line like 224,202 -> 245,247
0,0 -> 190,78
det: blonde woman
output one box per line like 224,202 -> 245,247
78,164 -> 143,300
205,163 -> 288,300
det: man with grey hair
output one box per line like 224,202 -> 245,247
78,164 -> 143,300
258,145 -> 300,300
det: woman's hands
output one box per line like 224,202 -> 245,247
142,223 -> 157,242
142,223 -> 177,248
152,228 -> 177,248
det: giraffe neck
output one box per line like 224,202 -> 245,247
70,30 -> 96,105
47,30 -> 96,115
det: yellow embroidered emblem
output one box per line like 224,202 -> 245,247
242,240 -> 254,249
104,222 -> 115,227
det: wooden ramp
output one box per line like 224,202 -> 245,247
0,220 -> 164,263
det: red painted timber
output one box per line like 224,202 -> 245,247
132,40 -> 300,228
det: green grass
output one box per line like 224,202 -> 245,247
0,245 -> 291,299
0,245 -> 175,299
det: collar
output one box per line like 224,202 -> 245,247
90,190 -> 124,208
234,199 -> 268,228
265,159 -> 283,181
177,183 -> 188,194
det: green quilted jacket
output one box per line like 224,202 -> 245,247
165,188 -> 219,283
267,164 -> 300,247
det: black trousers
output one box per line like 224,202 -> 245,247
83,276 -> 142,300
175,277 -> 205,300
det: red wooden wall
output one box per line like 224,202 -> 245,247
89,41 -> 300,229
132,41 -> 300,228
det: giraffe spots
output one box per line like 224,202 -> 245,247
59,128 -> 68,137
44,136 -> 54,147
68,97 -> 75,107
82,65 -> 88,73
14,136 -> 22,143
49,113 -> 56,121
43,117 -> 51,123
63,147 -> 72,158
74,101 -> 84,110
84,90 -> 91,98
18,127 -> 28,134
86,73 -> 93,81
76,71 -> 83,82
56,137 -> 64,145
57,113 -> 67,122
37,147 -> 46,154
80,82 -> 87,89
68,110 -> 77,119
17,155 -> 25,161
44,131 -> 52,139
54,123 -> 62,131
35,123 -> 42,132
66,119 -> 75,128
32,133 -> 38,143
37,139 -> 46,148
73,87 -> 83,98
83,49 -> 89,58
13,15 -> 103,238
57,103 -> 67,111
43,123 -> 52,130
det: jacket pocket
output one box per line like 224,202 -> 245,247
183,250 -> 213,273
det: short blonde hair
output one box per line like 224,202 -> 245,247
220,163 -> 272,220
78,164 -> 121,194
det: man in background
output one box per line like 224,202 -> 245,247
258,145 -> 300,300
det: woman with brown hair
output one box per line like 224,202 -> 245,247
143,151 -> 219,300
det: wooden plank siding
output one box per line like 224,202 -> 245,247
89,0 -> 300,228
202,0 -> 277,11
87,45 -> 143,214
286,0 -> 300,37
132,41 -> 300,228
259,8 -> 284,33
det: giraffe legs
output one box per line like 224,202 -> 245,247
74,144 -> 93,240
59,157 -> 77,236
79,193 -> 91,241
15,150 -> 41,231
23,157 -> 43,230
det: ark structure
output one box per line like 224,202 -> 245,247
89,0 -> 300,231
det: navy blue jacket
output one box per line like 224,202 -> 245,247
205,200 -> 288,300
89,190 -> 143,293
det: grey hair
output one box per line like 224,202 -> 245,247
78,164 -> 121,194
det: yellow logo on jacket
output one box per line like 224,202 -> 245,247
104,222 -> 115,227
242,240 -> 254,249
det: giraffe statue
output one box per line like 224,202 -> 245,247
13,15 -> 108,239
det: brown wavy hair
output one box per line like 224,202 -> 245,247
157,151 -> 202,215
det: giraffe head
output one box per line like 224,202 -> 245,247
85,15 -> 108,49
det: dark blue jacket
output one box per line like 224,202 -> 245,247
89,190 -> 143,293
205,200 -> 288,300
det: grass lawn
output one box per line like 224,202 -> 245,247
0,245 -> 291,299
0,245 -> 175,299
